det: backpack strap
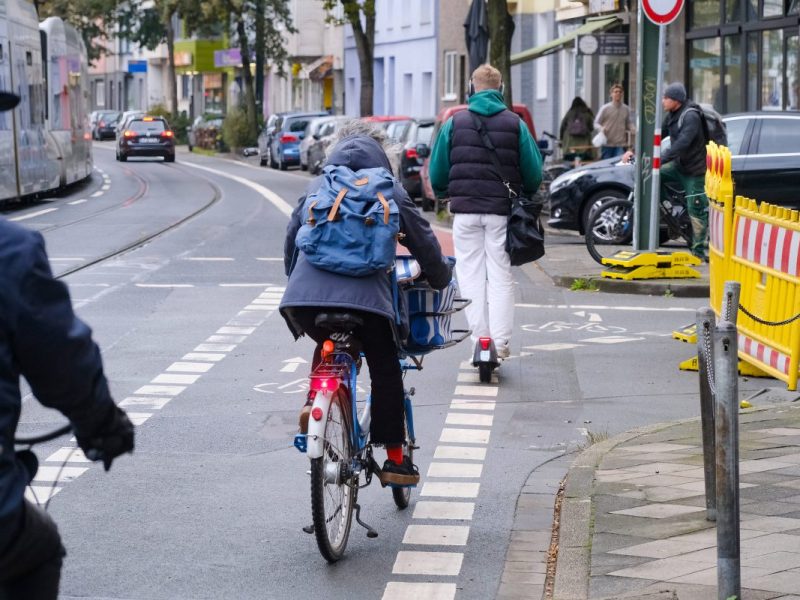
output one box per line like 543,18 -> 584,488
327,188 -> 348,221
376,191 -> 390,225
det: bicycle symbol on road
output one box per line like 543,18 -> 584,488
522,321 -> 628,334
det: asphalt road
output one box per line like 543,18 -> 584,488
3,145 -> 777,600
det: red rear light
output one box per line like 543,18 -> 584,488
98,120 -> 105,127
162,130 -> 174,138
310,377 -> 339,393
311,407 -> 324,421
405,148 -> 418,160
123,130 -> 136,138
83,132 -> 91,140
280,134 -> 298,143
479,337 -> 491,351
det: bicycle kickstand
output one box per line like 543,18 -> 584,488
354,502 -> 378,538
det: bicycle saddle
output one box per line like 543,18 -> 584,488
314,312 -> 364,333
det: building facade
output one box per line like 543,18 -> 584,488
344,0 -> 438,117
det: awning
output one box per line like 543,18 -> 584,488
308,55 -> 334,81
510,15 -> 621,66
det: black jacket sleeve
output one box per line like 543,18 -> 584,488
395,185 -> 452,290
662,108 -> 702,165
14,232 -> 116,439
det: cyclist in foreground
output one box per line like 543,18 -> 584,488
0,91 -> 134,600
279,119 -> 452,486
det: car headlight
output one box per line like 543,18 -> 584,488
550,169 -> 587,193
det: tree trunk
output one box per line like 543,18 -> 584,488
487,0 -> 512,108
165,13 -> 179,116
236,17 -> 258,134
343,1 -> 375,116
254,0 -> 265,119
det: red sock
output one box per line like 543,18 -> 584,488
386,445 -> 403,464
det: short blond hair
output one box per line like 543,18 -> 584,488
471,64 -> 502,92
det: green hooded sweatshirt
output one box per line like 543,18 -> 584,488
429,89 -> 542,199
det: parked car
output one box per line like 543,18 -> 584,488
417,103 -> 538,212
306,117 -> 350,175
115,115 -> 175,162
547,111 -> 800,234
91,110 -> 121,140
394,118 -> 435,202
187,114 -> 224,152
258,111 -> 328,169
299,115 -> 347,171
362,115 -> 412,142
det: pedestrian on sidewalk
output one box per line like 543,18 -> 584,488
559,97 -> 596,163
428,63 -> 542,359
594,83 -> 634,159
660,82 -> 709,261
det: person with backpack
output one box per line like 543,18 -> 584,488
428,63 -> 542,362
559,97 -> 596,162
660,82 -> 711,261
280,119 -> 452,487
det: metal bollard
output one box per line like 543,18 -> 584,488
714,320 -> 740,600
697,307 -> 716,521
722,281 -> 741,324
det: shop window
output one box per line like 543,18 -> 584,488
790,0 -> 800,13
762,29 -> 783,109
724,36 -> 743,113
747,33 -> 759,109
755,118 -> 800,153
691,0 -> 721,27
689,38 -> 721,107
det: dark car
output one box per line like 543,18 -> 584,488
396,118 -> 435,201
92,110 -> 121,140
259,111 -> 328,170
547,112 -> 800,234
115,115 -> 175,162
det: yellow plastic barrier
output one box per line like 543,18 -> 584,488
706,141 -> 800,390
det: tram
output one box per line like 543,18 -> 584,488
0,0 -> 92,204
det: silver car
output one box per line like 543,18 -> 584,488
299,116 -> 347,171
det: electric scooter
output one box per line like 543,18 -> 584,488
472,337 -> 499,383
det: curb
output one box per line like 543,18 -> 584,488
550,275 -> 710,298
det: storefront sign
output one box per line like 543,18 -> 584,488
174,52 -> 193,67
203,73 -> 222,89
214,49 -> 242,68
578,34 -> 630,55
127,60 -> 147,73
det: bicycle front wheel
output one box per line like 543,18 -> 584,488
585,198 -> 634,265
310,388 -> 356,562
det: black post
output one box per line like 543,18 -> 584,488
697,307 -> 716,521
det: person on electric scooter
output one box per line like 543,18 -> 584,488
0,91 -> 135,600
428,63 -> 542,361
280,119 -> 452,487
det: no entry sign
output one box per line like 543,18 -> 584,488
641,0 -> 684,25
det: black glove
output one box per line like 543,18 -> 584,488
76,406 -> 135,471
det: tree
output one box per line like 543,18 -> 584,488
487,0 -> 513,107
323,0 -> 375,116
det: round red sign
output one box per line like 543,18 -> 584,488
641,0 -> 685,25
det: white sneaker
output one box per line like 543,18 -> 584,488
496,344 -> 510,360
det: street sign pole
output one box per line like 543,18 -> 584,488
649,24 -> 666,250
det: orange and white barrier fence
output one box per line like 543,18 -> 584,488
706,142 -> 800,390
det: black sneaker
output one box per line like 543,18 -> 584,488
378,457 -> 420,486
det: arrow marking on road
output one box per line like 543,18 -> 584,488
281,357 -> 308,373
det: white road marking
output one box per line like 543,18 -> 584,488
382,582 -> 456,600
433,446 -> 487,461
392,551 -> 464,575
166,362 -> 214,373
125,412 -> 152,426
256,257 -> 283,261
421,482 -> 481,498
413,501 -> 475,520
185,257 -> 234,261
151,373 -> 201,385
136,283 -> 194,288
581,336 -> 645,344
182,352 -> 226,362
90,191 -> 103,197
8,208 -> 58,221
46,448 -> 90,463
523,343 -> 582,351
25,487 -> 62,504
194,343 -> 236,352
449,401 -> 496,411
181,161 -> 294,216
403,525 -> 470,546
573,310 -> 603,322
68,199 -> 87,205
427,463 -> 483,478
516,303 -> 696,312
33,466 -> 88,483
445,413 -> 494,427
281,363 -> 300,373
49,257 -> 85,262
218,283 -> 274,287
206,334 -> 247,343
250,299 -> 281,305
244,305 -> 276,311
453,385 -> 498,397
119,396 -> 171,409
217,327 -> 256,335
101,184 -> 110,191
134,385 -> 186,396
439,428 -> 491,444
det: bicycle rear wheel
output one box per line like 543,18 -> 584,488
310,388 -> 356,562
391,422 -> 414,509
585,198 -> 634,265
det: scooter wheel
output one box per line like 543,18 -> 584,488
478,363 -> 493,383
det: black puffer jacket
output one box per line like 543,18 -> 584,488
661,101 -> 707,176
280,135 -> 452,338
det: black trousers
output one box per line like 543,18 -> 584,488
0,500 -> 65,600
291,308 -> 405,445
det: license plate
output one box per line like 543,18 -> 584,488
140,138 -> 159,144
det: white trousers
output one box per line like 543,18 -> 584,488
452,213 -> 514,349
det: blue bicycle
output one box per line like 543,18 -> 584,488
293,261 -> 469,562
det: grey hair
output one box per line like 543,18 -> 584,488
326,118 -> 401,159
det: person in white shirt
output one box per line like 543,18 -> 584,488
594,84 -> 634,160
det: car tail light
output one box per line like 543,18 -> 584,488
98,120 -> 105,127
280,134 -> 298,143
479,337 -> 492,351
161,130 -> 174,138
405,148 -> 418,160
123,130 -> 136,138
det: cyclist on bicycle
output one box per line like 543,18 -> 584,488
280,119 -> 452,486
0,95 -> 135,597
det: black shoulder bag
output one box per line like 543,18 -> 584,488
469,112 -> 545,266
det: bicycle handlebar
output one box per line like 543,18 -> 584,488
14,423 -> 72,445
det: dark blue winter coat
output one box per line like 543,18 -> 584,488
280,135 -> 452,338
0,219 -> 117,553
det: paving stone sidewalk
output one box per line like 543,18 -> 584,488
550,401 -> 800,600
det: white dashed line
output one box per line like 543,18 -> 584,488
45,448 -> 90,463
68,199 -> 87,205
134,385 -> 186,396
194,343 -> 236,352
135,284 -> 195,288
445,412 -> 494,427
90,191 -> 103,197
33,466 -> 88,483
8,208 -> 58,221
439,428 -> 491,444
402,525 -> 470,546
433,446 -> 487,461
392,551 -> 464,575
151,373 -> 201,385
185,257 -> 235,261
256,257 -> 283,261
453,385 -> 498,397
382,582 -> 457,600
119,397 -> 171,410
426,463 -> 483,478
412,501 -> 475,520
166,362 -> 214,373
420,481 -> 481,498
449,400 -> 496,411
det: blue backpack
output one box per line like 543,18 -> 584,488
295,164 -> 400,277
